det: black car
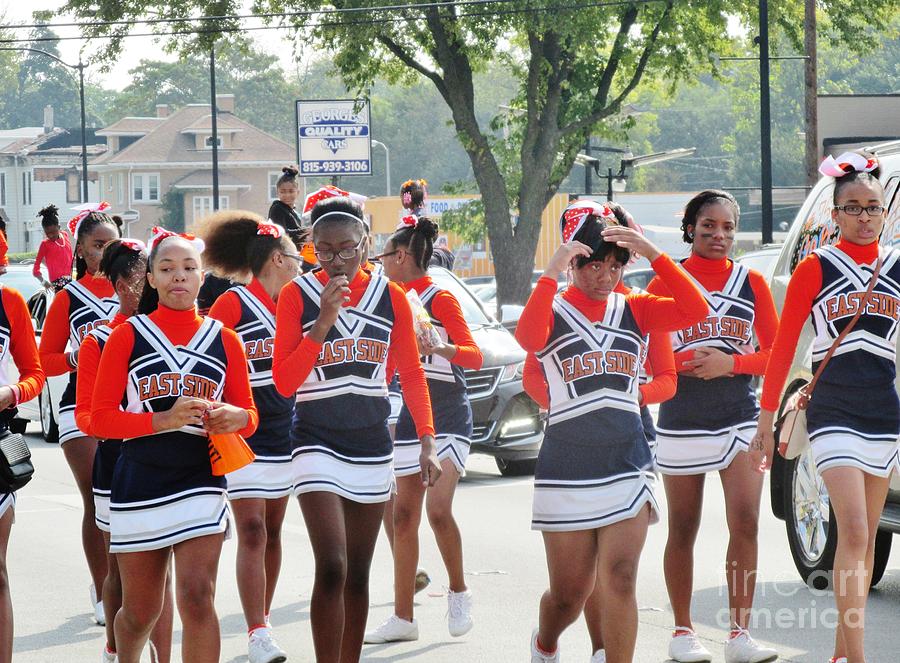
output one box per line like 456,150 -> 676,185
430,268 -> 543,476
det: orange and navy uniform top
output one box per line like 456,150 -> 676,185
516,254 -> 707,441
0,285 -> 45,410
273,267 -> 435,439
208,278 -> 295,453
74,311 -> 128,437
762,239 -> 900,412
90,305 -> 258,468
522,280 -> 676,410
39,273 -> 118,377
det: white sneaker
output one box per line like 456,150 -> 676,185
364,614 -> 419,643
530,628 -> 560,663
100,646 -> 117,663
669,628 -> 713,662
590,649 -> 606,663
447,589 -> 473,637
248,627 -> 288,663
90,584 -> 106,626
725,628 -> 777,663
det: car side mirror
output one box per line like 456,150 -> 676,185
499,304 -> 523,325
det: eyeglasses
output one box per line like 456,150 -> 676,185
281,252 -> 303,262
314,238 -> 365,263
834,205 -> 886,217
375,249 -> 402,260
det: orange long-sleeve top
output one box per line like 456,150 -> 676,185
1,287 -> 45,406
520,280 -> 677,409
89,305 -> 258,440
0,230 -> 8,268
208,277 -> 274,328
760,239 -> 877,412
516,254 -> 708,358
39,273 -> 116,377
274,268 -> 435,438
647,253 -> 779,377
33,233 -> 73,281
400,275 -> 483,370
74,311 -> 127,436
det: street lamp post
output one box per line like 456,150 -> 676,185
371,140 -> 391,196
0,47 -> 89,202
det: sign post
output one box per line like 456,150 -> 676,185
296,99 -> 372,178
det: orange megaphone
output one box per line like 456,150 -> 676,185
207,432 -> 256,476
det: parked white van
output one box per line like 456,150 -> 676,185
767,140 -> 900,589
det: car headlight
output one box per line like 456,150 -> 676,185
499,417 -> 540,439
500,361 -> 524,383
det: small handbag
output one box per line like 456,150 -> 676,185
0,430 -> 34,493
778,254 -> 883,459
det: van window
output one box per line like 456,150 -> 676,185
880,176 -> 900,248
789,182 -> 840,273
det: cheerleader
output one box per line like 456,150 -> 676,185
751,152 -> 897,663
273,196 -> 439,663
90,229 -> 258,663
267,166 -> 304,247
38,202 -> 119,624
199,211 -> 300,663
0,282 -> 45,663
517,200 -> 707,663
364,214 -> 483,643
74,239 -> 174,663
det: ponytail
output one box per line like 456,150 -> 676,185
389,216 -> 439,271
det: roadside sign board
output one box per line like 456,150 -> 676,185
296,99 -> 371,177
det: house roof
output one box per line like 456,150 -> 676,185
96,117 -> 166,136
170,169 -> 252,190
180,114 -> 245,134
91,105 -> 294,167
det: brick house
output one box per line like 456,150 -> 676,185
91,95 -> 296,239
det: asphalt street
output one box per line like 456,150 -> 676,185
9,424 -> 900,662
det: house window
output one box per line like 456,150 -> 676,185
192,195 -> 229,223
0,173 -> 5,207
21,171 -> 32,206
66,169 -> 81,203
132,173 -> 160,203
204,135 -> 223,149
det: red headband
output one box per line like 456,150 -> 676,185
560,200 -> 617,244
120,239 -> 146,252
149,226 -> 206,253
68,201 -> 111,238
257,221 -> 285,238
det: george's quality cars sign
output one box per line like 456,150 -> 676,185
295,99 -> 372,176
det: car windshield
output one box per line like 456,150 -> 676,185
428,268 -> 492,326
0,267 -> 43,301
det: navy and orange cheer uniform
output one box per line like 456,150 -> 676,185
516,254 -> 707,532
40,273 -> 118,445
649,254 -> 778,475
763,240 -> 900,476
75,312 -> 127,531
273,267 -> 434,503
0,285 -> 46,517
90,305 -> 258,553
523,281 -> 677,454
209,278 -> 295,499
392,276 -> 483,477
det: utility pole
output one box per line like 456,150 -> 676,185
583,138 -> 592,195
210,44 -> 220,211
758,0 -> 774,244
804,0 -> 818,187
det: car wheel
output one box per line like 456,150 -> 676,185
783,445 -> 892,589
39,387 -> 59,445
495,457 -> 536,477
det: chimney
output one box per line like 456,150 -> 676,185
216,94 -> 235,113
43,105 -> 54,133
156,104 -> 170,118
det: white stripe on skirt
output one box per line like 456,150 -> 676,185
655,421 -> 756,475
58,409 -> 87,445
810,428 -> 900,478
292,445 -> 393,503
393,435 -> 471,478
227,455 -> 294,500
93,488 -> 111,532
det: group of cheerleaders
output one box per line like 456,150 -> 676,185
0,151 -> 891,663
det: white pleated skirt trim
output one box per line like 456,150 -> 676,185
393,435 -> 471,478
226,454 -> 294,500
109,487 -> 232,553
58,409 -> 88,446
0,493 -> 15,521
531,470 -> 659,532
810,427 -> 900,478
93,488 -> 111,532
654,421 -> 756,475
291,445 -> 394,504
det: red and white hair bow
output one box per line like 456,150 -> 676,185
120,238 -> 146,252
396,214 -> 419,230
559,200 -> 617,243
819,152 -> 879,178
149,226 -> 206,253
68,201 -> 111,238
302,185 -> 369,215
257,221 -> 285,238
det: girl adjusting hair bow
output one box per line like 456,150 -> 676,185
149,226 -> 206,252
396,214 -> 419,230
559,200 -> 618,243
818,152 -> 879,178
68,201 -> 111,239
257,221 -> 285,238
